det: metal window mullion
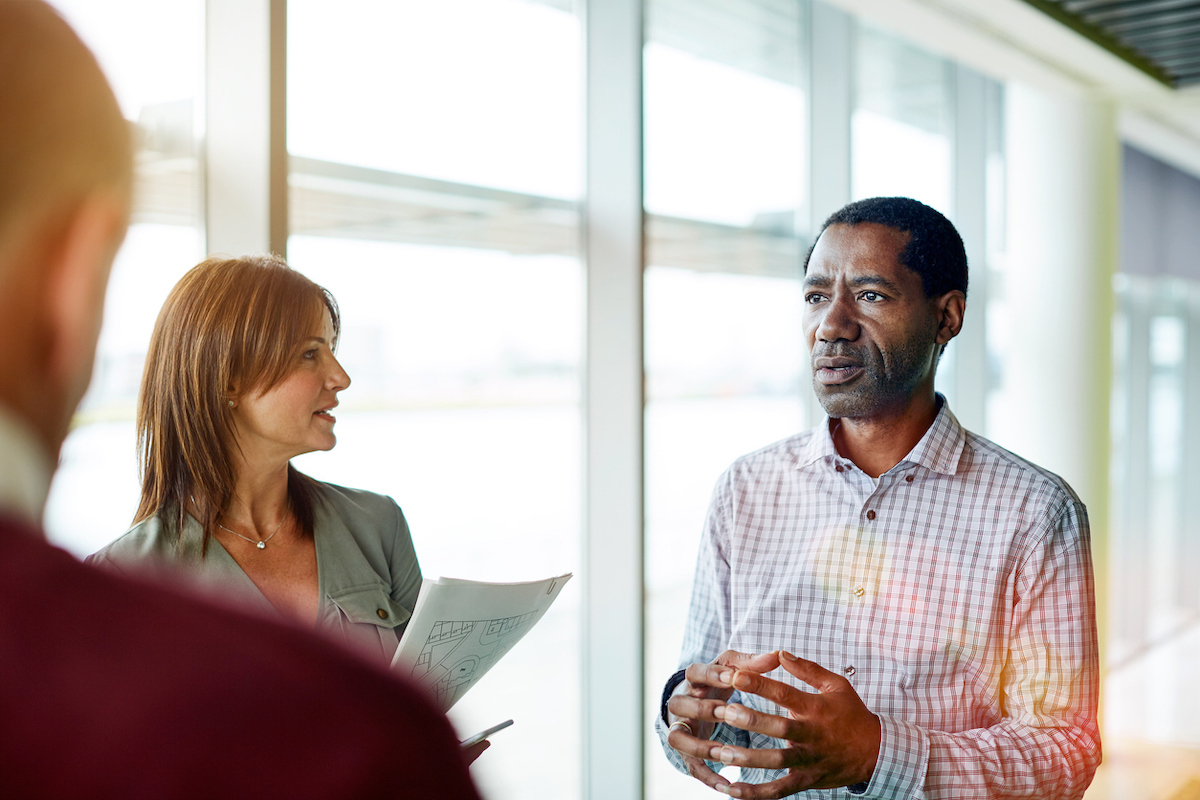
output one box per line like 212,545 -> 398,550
806,0 -> 852,428
809,2 -> 852,233
1123,281 -> 1153,647
204,0 -> 287,257
1182,285 -> 1200,612
583,0 -> 645,797
951,64 -> 989,433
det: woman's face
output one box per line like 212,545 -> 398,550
230,311 -> 350,469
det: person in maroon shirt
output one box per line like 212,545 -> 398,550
0,3 -> 483,797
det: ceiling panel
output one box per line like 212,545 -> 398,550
1026,0 -> 1200,86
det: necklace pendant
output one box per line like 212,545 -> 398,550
256,541 -> 265,549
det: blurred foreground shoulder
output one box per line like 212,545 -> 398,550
0,516 -> 482,800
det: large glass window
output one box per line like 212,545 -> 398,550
851,23 -> 952,213
44,0 -> 205,556
1107,148 -> 1200,757
287,2 -> 583,798
643,1 -> 809,796
1107,275 -> 1200,749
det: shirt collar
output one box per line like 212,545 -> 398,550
0,405 -> 53,527
900,395 -> 967,475
796,394 -> 967,476
798,415 -> 841,468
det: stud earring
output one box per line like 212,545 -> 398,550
228,400 -> 235,408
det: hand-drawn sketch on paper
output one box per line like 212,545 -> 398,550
391,573 -> 571,712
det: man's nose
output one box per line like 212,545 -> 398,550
816,294 -> 859,343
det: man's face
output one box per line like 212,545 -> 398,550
802,222 -> 943,419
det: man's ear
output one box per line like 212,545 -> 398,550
42,189 -> 129,410
933,290 -> 966,346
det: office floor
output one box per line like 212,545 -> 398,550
1089,619 -> 1200,799
1087,740 -> 1200,800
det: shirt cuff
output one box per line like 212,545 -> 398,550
660,669 -> 687,726
850,714 -> 928,799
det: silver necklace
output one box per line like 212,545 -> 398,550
217,517 -> 286,550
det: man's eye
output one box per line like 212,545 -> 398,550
861,292 -> 883,302
805,294 -> 825,304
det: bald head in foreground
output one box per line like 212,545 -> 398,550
0,3 -> 482,797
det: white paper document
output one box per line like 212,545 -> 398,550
390,572 -> 571,712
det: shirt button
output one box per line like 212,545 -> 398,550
376,608 -> 389,620
844,665 -> 856,677
853,586 -> 865,598
835,464 -> 844,473
866,510 -> 876,520
905,475 -> 914,483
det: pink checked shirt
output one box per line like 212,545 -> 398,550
658,400 -> 1101,799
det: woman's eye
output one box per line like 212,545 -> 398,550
302,349 -> 318,360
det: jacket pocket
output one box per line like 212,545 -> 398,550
327,583 -> 413,630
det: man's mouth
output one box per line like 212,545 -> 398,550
813,356 -> 864,386
814,365 -> 864,385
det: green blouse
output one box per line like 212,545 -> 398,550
88,481 -> 421,666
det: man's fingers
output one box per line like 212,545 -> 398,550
668,694 -> 727,723
717,649 -> 782,675
667,720 -> 723,761
708,741 -> 798,771
776,651 -> 843,692
682,755 -> 731,790
683,651 -> 783,698
713,702 -> 798,742
720,772 -> 812,800
729,668 -> 812,713
669,725 -> 734,791
684,661 -> 737,693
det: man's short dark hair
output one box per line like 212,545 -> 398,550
803,197 -> 968,299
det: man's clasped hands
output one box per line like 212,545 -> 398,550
666,650 -> 882,799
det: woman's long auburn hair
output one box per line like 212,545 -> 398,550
133,254 -> 341,554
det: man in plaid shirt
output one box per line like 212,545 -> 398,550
657,197 -> 1100,799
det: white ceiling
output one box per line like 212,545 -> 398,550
823,0 -> 1200,177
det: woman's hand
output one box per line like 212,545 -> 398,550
462,739 -> 490,765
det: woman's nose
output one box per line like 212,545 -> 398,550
328,356 -> 351,390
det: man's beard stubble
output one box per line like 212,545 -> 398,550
811,335 -> 936,419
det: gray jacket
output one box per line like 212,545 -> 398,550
88,481 -> 421,665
